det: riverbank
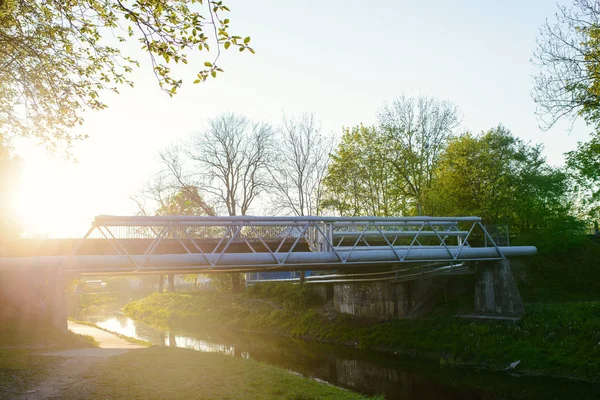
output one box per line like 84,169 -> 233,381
124,290 -> 600,383
75,346 -> 375,399
123,236 -> 600,384
1,319 -> 376,399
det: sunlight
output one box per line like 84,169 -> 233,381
13,144 -> 94,238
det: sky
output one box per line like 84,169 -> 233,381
11,0 -> 593,237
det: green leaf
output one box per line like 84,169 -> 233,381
211,70 -> 217,78
244,36 -> 250,44
224,42 -> 231,50
204,61 -> 212,67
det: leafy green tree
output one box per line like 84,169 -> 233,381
379,95 -> 461,215
322,125 -> 406,216
533,1 -> 600,227
155,186 -> 215,217
1,0 -> 252,147
566,135 -> 600,220
428,126 -> 578,234
533,0 -> 600,128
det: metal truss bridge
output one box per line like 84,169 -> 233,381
0,215 -> 537,275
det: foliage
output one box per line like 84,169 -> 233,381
322,124 -> 405,216
0,0 -> 253,146
267,113 -> 334,216
246,282 -> 323,309
427,126 -> 581,235
566,132 -> 600,220
155,185 -> 215,216
512,236 -> 600,303
533,0 -> 600,128
323,95 -> 459,217
378,95 -> 461,215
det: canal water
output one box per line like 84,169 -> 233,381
80,310 -> 600,399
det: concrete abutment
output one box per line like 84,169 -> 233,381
0,267 -> 69,332
322,258 -> 524,319
474,258 -> 524,318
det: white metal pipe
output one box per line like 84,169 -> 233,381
333,231 -> 469,237
0,246 -> 536,271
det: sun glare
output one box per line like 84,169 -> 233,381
13,145 -> 93,238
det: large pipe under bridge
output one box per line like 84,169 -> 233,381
0,215 -> 537,274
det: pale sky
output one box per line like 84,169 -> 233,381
12,0 -> 593,237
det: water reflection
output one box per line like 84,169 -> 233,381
82,312 -> 599,400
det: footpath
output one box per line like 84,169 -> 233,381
18,322 -> 143,399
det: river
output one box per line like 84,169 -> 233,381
78,309 -> 600,399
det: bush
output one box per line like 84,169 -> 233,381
247,282 -> 322,309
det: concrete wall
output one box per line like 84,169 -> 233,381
0,268 -> 68,331
334,281 -> 397,318
332,276 -> 473,319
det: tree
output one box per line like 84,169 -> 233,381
532,0 -> 600,128
150,113 -> 272,292
267,113 -> 334,216
322,125 -> 406,216
378,95 -> 461,215
566,135 -> 600,220
187,113 -> 273,216
1,1 -> 253,147
131,180 -> 214,294
428,126 -> 577,234
132,162 -> 215,217
0,137 -> 22,238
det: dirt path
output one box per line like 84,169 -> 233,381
66,322 -> 143,350
17,322 -> 143,399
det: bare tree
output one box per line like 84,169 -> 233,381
268,113 -> 335,216
131,147 -> 215,217
378,95 -> 461,215
532,0 -> 600,129
187,113 -> 273,216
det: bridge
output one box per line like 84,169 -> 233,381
0,215 -> 537,331
0,215 -> 535,274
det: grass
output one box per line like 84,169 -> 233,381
511,236 -> 600,303
63,346 -> 378,400
0,320 -> 98,399
1,316 -> 371,400
0,348 -> 57,399
125,292 -> 600,382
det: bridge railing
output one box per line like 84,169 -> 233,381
43,215 -> 536,273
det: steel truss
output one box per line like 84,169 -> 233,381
47,215 -> 537,274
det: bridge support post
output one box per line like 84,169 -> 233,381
158,275 -> 164,293
168,274 -> 175,292
474,259 -> 523,318
50,269 -> 68,333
